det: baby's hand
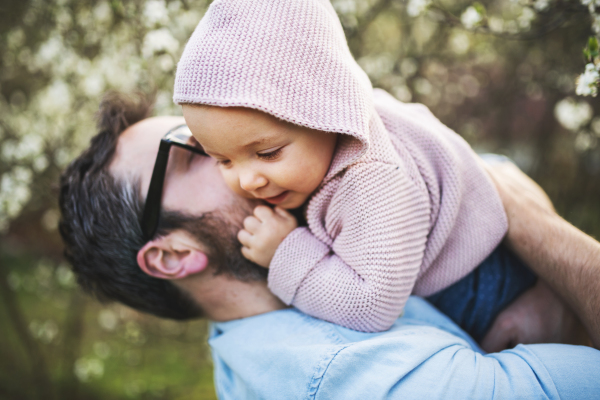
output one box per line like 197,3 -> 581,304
237,205 -> 298,268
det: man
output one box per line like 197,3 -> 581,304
59,93 -> 600,399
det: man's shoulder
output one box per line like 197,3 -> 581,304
209,298 -> 600,400
209,308 -> 349,399
208,298 -> 478,399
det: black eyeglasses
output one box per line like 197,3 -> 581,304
140,124 -> 208,241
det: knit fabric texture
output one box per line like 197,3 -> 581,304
173,0 -> 508,332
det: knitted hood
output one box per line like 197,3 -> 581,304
173,0 -> 374,177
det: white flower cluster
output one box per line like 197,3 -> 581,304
582,0 -> 600,13
0,0 -> 208,233
593,15 -> 600,34
554,98 -> 593,131
576,63 -> 600,96
577,0 -> 600,96
142,28 -> 180,58
143,0 -> 170,27
554,98 -> 600,152
29,319 -> 59,343
533,0 -> 550,11
461,6 -> 482,30
0,167 -> 33,231
332,0 -> 357,15
74,357 -> 104,382
407,0 -> 432,17
517,7 -> 536,30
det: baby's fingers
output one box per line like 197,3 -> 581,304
237,229 -> 253,247
240,246 -> 254,262
240,245 -> 269,268
253,205 -> 275,222
274,206 -> 298,230
243,215 -> 261,233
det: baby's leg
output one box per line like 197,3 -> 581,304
425,244 -> 536,342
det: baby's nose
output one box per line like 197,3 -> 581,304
239,170 -> 268,192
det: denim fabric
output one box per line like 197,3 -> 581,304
210,297 -> 600,399
426,244 -> 537,341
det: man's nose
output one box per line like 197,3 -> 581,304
239,169 -> 268,192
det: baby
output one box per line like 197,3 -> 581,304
173,0 -> 536,337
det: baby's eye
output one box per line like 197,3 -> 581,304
215,159 -> 231,167
257,147 -> 283,161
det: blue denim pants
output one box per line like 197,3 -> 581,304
426,244 -> 537,341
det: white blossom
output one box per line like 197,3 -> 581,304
554,98 -> 593,131
534,0 -> 550,11
93,1 -> 112,24
98,309 -> 118,331
0,1 -> 212,231
0,166 -> 33,230
55,263 -> 76,288
576,63 -> 600,97
143,0 -> 169,27
33,155 -> 49,172
582,0 -> 600,13
461,7 -> 482,30
74,358 -> 104,382
488,17 -> 504,33
593,15 -> 600,34
518,7 -> 536,30
29,320 -> 59,343
5,134 -> 44,161
400,58 -> 419,77
35,36 -> 63,64
575,131 -> 597,151
393,85 -> 413,102
177,10 -> 204,32
450,32 -> 470,54
38,80 -> 72,114
414,77 -> 433,95
142,28 -> 179,58
81,73 -> 105,96
357,53 -> 394,80
332,0 -> 357,15
407,0 -> 431,17
157,53 -> 175,72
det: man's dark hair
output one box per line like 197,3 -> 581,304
59,92 -> 267,319
58,92 -> 205,320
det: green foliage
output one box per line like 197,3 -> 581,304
1,252 -> 217,399
584,36 -> 599,62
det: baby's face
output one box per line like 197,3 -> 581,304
182,105 -> 337,209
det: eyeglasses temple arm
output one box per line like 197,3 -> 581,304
140,140 -> 171,241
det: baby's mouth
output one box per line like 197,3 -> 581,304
262,191 -> 290,205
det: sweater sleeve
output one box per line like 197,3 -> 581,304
268,162 -> 431,332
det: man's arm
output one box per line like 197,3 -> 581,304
486,162 -> 600,348
316,326 -> 600,399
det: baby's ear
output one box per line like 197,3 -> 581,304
137,231 -> 209,280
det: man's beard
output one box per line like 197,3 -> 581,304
156,198 -> 268,281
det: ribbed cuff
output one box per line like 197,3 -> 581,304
268,227 -> 331,305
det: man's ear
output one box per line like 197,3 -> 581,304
136,231 -> 209,280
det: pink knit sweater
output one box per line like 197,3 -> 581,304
173,0 -> 508,332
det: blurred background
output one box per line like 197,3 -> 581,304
0,0 -> 598,398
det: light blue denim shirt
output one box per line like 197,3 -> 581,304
209,297 -> 600,399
